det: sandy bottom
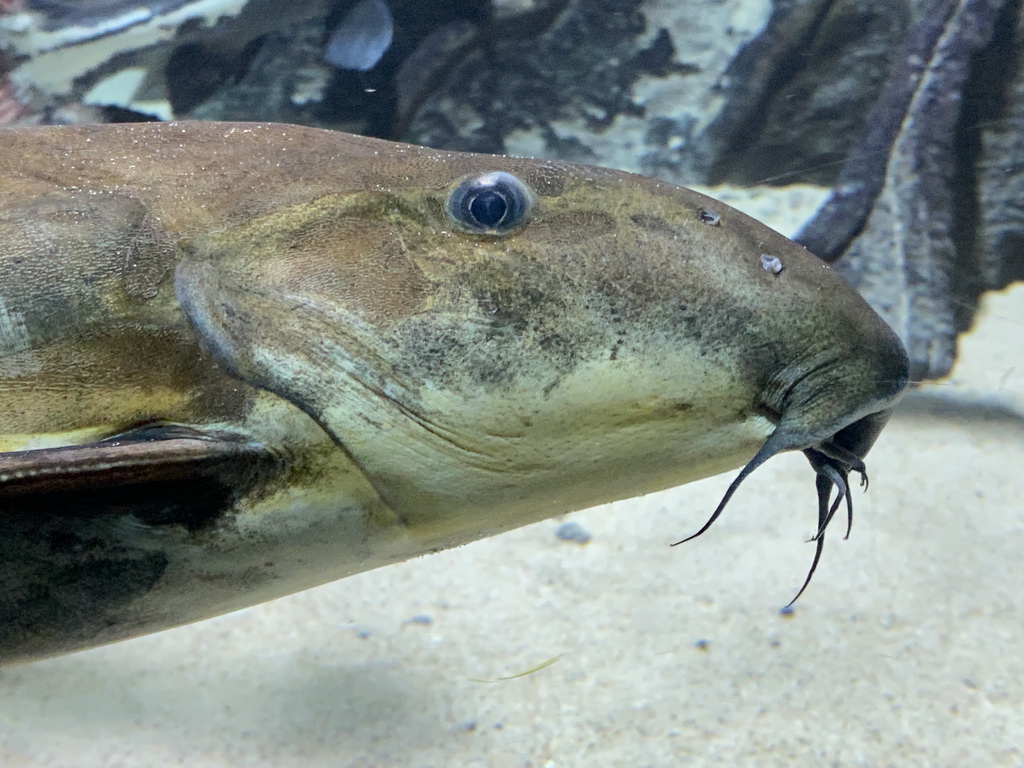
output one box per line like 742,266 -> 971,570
2,284 -> 1022,767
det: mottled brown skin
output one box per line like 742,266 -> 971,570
0,121 -> 908,664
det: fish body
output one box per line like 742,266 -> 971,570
0,121 -> 908,663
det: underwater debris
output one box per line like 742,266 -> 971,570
470,655 -> 562,683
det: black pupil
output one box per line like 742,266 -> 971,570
469,190 -> 508,227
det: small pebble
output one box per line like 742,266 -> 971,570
778,605 -> 795,617
556,521 -> 592,544
406,613 -> 433,626
694,639 -> 710,651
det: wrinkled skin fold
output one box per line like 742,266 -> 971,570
0,121 -> 909,663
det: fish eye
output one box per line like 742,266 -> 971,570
446,171 -> 534,235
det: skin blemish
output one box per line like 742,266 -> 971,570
698,208 -> 721,225
760,253 -> 784,275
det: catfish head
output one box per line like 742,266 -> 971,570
0,122 -> 908,662
171,125 -> 909,597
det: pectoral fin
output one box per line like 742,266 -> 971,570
0,425 -> 283,529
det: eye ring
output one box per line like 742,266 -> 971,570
446,171 -> 534,235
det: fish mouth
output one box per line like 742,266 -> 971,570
793,407 -> 895,604
669,317 -> 910,604
671,406 -> 896,605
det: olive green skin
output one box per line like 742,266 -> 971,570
0,122 -> 908,664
